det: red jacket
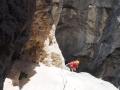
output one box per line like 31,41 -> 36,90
69,61 -> 78,68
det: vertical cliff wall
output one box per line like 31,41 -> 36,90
56,0 -> 120,87
0,0 -> 35,89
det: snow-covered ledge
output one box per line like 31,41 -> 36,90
4,62 -> 118,90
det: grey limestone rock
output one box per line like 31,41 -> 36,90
56,0 -> 120,87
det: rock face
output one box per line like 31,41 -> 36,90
1,0 -> 66,89
100,48 -> 120,88
1,0 -> 120,89
55,0 -> 120,87
0,0 -> 35,89
19,0 -> 65,68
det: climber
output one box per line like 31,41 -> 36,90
66,60 -> 80,72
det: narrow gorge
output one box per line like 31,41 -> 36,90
0,0 -> 120,90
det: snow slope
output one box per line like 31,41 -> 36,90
4,63 -> 118,90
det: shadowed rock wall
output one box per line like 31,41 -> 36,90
0,0 -> 35,89
56,0 -> 120,88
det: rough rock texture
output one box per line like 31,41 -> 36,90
97,48 -> 120,88
55,0 -> 120,87
3,0 -> 65,89
19,0 -> 65,68
0,0 -> 36,89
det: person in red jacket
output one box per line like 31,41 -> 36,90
66,60 -> 80,71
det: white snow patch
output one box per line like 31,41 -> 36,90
4,63 -> 118,90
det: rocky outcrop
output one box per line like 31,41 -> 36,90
0,0 -> 36,89
1,0 -> 65,89
55,0 -> 120,87
2,0 -> 65,89
19,0 -> 65,68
